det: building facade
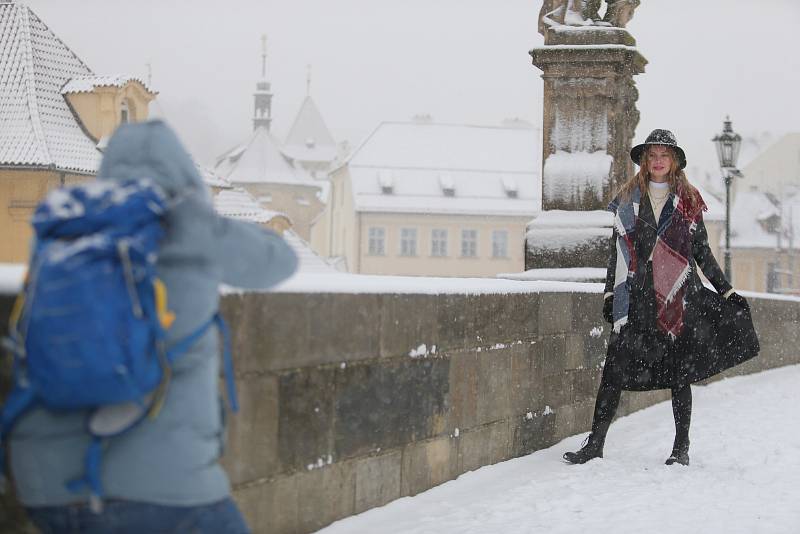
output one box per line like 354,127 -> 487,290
0,2 -> 156,263
312,121 -> 541,277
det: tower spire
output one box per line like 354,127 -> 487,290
261,34 -> 268,79
306,64 -> 312,96
253,34 -> 273,131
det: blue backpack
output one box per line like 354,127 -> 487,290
0,178 -> 238,511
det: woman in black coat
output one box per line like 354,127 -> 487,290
563,129 -> 759,466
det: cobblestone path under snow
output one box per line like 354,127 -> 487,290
321,365 -> 800,534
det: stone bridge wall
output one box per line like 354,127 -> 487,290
1,288 -> 797,533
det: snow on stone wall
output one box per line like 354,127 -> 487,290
550,101 -> 608,152
526,210 -> 612,252
542,150 -> 612,205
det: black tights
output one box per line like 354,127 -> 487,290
590,364 -> 692,450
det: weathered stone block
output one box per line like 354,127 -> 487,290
296,462 -> 356,533
354,452 -> 402,514
510,411 -> 557,457
470,294 -> 538,345
436,294 -> 471,352
448,349 -> 479,430
542,373 -> 573,409
572,292 -> 604,333
457,421 -> 510,475
278,368 -> 336,472
334,358 -> 449,460
380,294 -> 439,359
538,293 -> 573,334
307,293 -> 382,365
221,293 -> 309,375
510,343 -> 540,416
539,334 -> 567,376
234,476 -> 298,534
564,333 -> 585,370
476,348 -> 512,424
222,374 -> 278,485
401,437 -> 458,497
552,400 -> 594,441
571,368 -> 601,403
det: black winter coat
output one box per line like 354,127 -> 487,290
604,197 -> 760,391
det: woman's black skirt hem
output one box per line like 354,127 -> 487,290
606,287 -> 760,391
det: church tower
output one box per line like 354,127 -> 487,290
253,35 -> 273,131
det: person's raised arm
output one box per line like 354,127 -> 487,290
212,216 -> 298,290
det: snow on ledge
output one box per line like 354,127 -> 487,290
0,264 -> 25,294
229,273 -> 604,296
499,268 -> 606,282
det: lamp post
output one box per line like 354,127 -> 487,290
712,116 -> 743,281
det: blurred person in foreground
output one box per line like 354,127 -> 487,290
8,120 -> 298,533
563,129 -> 758,467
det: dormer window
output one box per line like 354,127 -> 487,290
379,170 -> 394,195
305,137 -> 316,149
502,176 -> 518,198
439,174 -> 455,197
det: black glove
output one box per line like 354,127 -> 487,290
603,296 -> 614,324
727,292 -> 750,311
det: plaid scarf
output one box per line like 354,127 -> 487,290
608,184 -> 706,339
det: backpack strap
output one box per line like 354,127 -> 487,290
66,437 -> 104,513
163,312 -> 237,412
64,312 -> 239,512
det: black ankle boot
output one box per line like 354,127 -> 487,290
665,439 -> 690,466
563,434 -> 604,464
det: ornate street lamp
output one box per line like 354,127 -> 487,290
712,116 -> 743,281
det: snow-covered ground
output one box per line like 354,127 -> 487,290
321,365 -> 800,534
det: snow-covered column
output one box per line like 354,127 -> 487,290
525,8 -> 646,268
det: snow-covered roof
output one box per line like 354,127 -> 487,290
213,187 -> 286,224
0,2 -> 100,173
214,126 -> 318,187
345,122 -> 540,217
281,95 -> 337,164
282,230 -> 338,274
348,121 -> 539,173
726,189 -> 784,249
197,164 -> 231,189
61,74 -> 155,95
694,183 -> 724,222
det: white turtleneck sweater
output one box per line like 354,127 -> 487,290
648,180 -> 671,224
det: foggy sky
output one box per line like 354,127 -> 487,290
23,0 -> 800,184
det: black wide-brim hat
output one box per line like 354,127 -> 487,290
630,129 -> 687,169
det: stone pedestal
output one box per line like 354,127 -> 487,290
525,26 -> 646,270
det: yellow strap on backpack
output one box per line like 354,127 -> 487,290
153,278 -> 175,330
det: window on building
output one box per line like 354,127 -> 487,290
400,228 -> 417,256
431,229 -> 448,257
492,230 -> 509,258
461,229 -> 477,257
368,227 -> 385,256
120,99 -> 130,124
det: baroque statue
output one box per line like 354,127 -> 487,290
539,0 -> 640,35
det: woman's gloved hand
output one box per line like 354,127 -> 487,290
603,296 -> 614,324
727,292 -> 750,311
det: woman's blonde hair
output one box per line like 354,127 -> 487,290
618,145 -> 700,208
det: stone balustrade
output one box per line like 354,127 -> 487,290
1,286 -> 797,533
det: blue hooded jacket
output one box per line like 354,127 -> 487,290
9,120 -> 298,506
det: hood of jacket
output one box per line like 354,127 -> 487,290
97,120 -> 210,202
